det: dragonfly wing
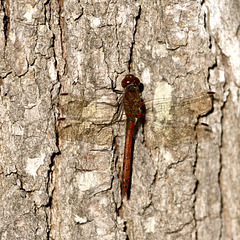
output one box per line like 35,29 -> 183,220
144,92 -> 214,120
143,92 -> 215,148
143,119 -> 215,148
58,122 -> 114,145
58,94 -> 120,145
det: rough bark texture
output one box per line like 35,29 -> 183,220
0,0 -> 239,240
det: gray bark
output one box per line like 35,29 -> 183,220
0,0 -> 239,239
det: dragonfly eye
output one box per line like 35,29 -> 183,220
122,74 -> 140,88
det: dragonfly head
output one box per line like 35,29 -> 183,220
122,74 -> 140,89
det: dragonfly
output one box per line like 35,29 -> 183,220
57,74 -> 215,199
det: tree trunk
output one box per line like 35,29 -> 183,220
0,0 -> 239,239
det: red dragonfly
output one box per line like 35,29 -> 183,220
121,74 -> 145,197
57,74 -> 215,199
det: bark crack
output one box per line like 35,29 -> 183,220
45,1 -> 63,238
46,152 -> 59,239
58,0 -> 68,74
1,0 -> 10,48
218,88 -> 228,240
128,5 -> 141,72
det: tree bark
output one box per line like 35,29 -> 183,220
0,0 -> 239,239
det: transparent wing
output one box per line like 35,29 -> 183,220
143,92 -> 215,147
57,91 -> 215,146
57,93 -> 122,145
144,91 -> 214,119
